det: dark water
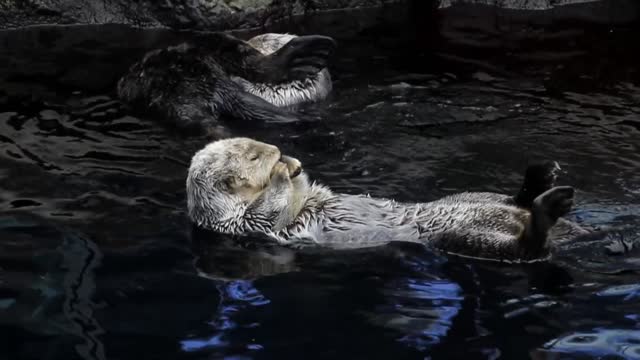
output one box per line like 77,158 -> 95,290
1,11 -> 640,360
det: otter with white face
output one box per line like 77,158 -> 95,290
187,138 -> 310,234
187,138 -> 587,261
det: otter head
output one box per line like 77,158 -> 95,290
186,137 -> 307,232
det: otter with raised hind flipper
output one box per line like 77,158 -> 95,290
186,138 -> 589,262
117,32 -> 336,134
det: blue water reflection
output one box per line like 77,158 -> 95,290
538,329 -> 640,359
597,284 -> 640,300
180,280 -> 269,354
368,277 -> 464,351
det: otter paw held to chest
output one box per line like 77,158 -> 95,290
271,161 -> 291,183
280,155 -> 302,178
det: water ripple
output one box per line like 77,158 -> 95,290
535,329 -> 640,359
367,277 -> 464,352
180,280 -> 268,356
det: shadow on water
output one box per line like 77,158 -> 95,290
1,5 -> 640,360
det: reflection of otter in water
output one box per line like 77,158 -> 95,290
190,228 -> 299,281
190,226 -> 435,281
186,138 -> 589,262
117,32 -> 336,134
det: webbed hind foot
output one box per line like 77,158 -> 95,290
535,186 -> 574,221
514,161 -> 562,208
521,186 -> 575,257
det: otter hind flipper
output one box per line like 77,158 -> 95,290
514,161 -> 562,208
522,186 -> 575,257
263,35 -> 337,82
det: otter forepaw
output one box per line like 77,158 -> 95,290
281,155 -> 302,179
270,162 -> 291,183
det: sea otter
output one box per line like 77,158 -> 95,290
186,138 -> 588,261
117,32 -> 336,134
232,33 -> 333,107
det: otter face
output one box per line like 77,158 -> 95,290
186,137 -> 305,232
188,137 -> 281,200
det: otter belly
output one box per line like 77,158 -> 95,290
287,194 -> 533,258
326,194 -> 529,237
281,194 -> 421,249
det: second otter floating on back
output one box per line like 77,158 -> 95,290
186,138 -> 589,262
117,32 -> 336,134
233,33 -> 332,107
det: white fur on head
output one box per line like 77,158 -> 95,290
186,137 -> 338,245
186,137 -> 279,233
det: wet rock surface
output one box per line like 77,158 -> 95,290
441,0 -> 615,10
2,0 -> 638,31
438,0 -> 639,30
0,0 -> 404,30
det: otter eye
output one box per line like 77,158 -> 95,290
249,153 -> 260,161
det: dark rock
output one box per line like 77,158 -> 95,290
1,0 -> 637,32
0,0 -> 406,30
